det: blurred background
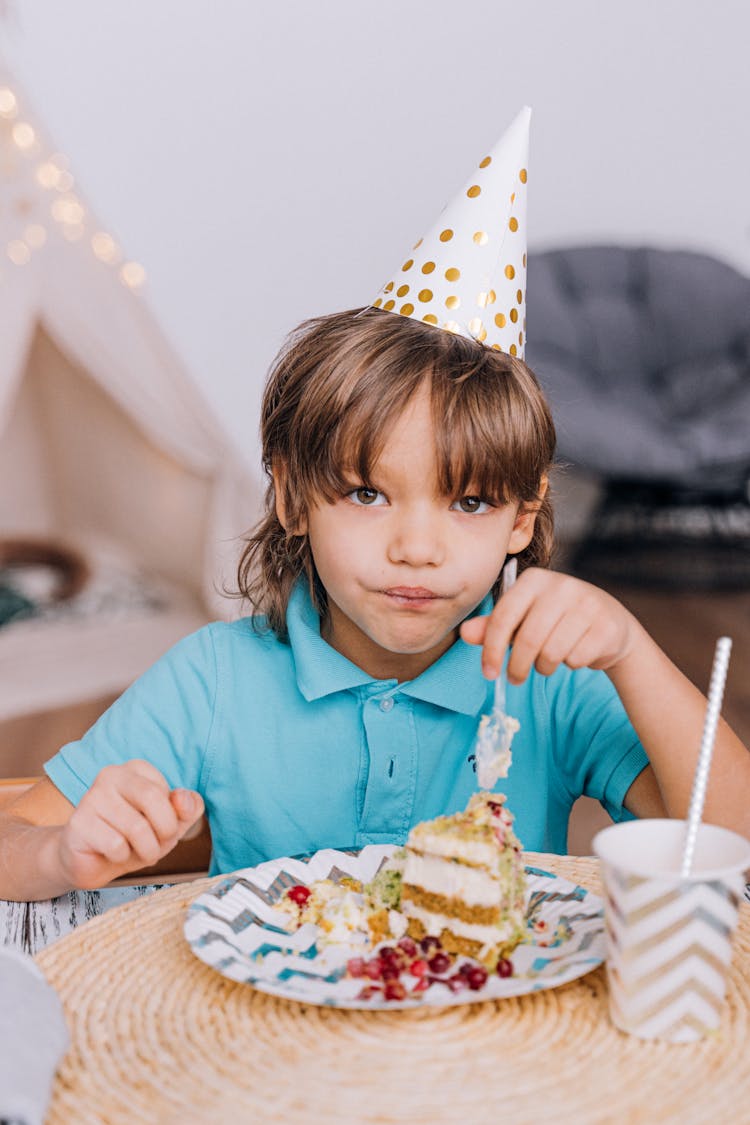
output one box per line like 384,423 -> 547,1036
0,1 -> 748,849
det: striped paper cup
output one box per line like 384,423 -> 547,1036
594,818 -> 750,1043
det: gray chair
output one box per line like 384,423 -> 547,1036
526,246 -> 750,588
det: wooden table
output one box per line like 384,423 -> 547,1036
1,883 -> 168,955
15,853 -> 750,1124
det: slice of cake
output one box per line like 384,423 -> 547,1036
399,792 -> 526,968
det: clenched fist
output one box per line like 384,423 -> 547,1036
58,759 -> 204,890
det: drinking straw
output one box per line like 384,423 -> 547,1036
680,636 -> 733,877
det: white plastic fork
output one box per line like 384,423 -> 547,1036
474,557 -> 519,790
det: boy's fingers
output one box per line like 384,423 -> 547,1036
531,615 -> 592,677
68,817 -> 131,865
170,788 -> 204,827
95,802 -> 163,866
564,627 -> 601,671
459,614 -> 489,645
107,774 -> 181,843
505,597 -> 570,683
127,759 -> 171,790
463,569 -> 543,664
480,579 -> 542,679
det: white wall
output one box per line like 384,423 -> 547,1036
2,0 -> 749,482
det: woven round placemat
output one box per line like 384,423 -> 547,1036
36,853 -> 750,1125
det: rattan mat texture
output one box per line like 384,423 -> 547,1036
35,852 -> 750,1124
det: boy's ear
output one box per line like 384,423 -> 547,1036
507,475 -> 548,554
272,461 -> 308,535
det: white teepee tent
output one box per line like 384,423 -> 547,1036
0,63 -> 260,743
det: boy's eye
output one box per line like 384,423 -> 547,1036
348,487 -> 386,507
451,496 -> 491,514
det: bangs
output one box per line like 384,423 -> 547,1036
430,357 -> 554,506
281,310 -> 553,508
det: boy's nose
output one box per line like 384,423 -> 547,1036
387,512 -> 445,568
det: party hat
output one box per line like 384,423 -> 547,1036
370,106 -> 530,356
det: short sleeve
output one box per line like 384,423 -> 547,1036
44,626 -> 218,805
545,665 -> 649,822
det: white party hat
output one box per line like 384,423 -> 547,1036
370,106 -> 531,356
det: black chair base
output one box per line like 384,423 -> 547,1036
571,483 -> 750,591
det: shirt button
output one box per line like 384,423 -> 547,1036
379,697 -> 395,713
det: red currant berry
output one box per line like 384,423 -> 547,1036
428,952 -> 451,975
420,935 -> 442,955
379,946 -> 398,963
364,958 -> 384,980
347,957 -> 366,978
358,985 -> 382,1000
397,937 -> 418,957
466,966 -> 488,991
287,884 -> 311,906
384,980 -> 407,1002
497,958 -> 513,978
409,958 -> 428,978
457,962 -> 474,978
381,964 -> 400,982
447,974 -> 467,992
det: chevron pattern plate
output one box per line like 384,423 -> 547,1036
184,845 -> 605,1009
602,863 -> 744,1042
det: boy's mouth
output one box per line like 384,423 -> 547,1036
382,586 -> 443,605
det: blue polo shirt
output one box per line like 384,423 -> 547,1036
45,582 -> 648,875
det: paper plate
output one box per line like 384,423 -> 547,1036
184,845 -> 605,1010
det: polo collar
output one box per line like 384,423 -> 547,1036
287,581 -> 493,717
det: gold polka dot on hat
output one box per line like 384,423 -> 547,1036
370,106 -> 531,356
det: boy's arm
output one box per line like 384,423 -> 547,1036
621,763 -> 667,819
610,621 -> 750,834
0,779 -> 77,901
0,766 -> 204,902
462,567 -> 750,839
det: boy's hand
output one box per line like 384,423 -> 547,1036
460,567 -> 641,682
57,760 -> 204,890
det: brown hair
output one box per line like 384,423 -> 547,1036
237,308 -> 556,637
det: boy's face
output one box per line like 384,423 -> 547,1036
276,385 -> 541,682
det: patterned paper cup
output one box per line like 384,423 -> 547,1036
593,818 -> 750,1043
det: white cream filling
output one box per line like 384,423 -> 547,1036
403,854 -> 502,907
402,900 -> 523,947
388,909 -> 408,939
407,834 -> 501,868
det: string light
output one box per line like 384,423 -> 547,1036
7,239 -> 30,265
0,79 -> 147,292
12,122 -> 35,150
0,87 -> 17,117
36,161 -> 62,189
91,231 -> 121,264
120,261 -> 146,289
51,195 -> 85,225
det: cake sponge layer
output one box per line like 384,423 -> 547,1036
400,791 -> 527,967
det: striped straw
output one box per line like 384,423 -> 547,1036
681,636 -> 733,877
